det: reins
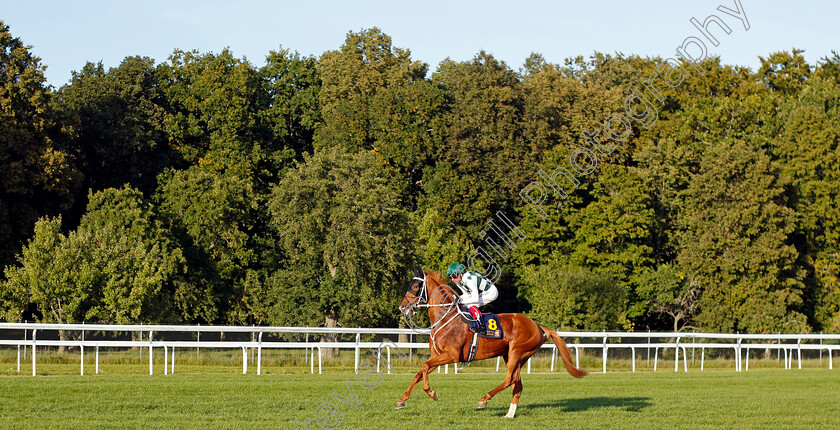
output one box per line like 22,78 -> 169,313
404,273 -> 461,355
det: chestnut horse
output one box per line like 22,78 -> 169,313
396,270 -> 586,418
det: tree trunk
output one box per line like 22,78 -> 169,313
131,331 -> 140,351
323,309 -> 339,359
398,319 -> 408,344
58,329 -> 67,354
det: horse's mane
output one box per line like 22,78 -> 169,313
424,270 -> 458,297
425,271 -> 446,285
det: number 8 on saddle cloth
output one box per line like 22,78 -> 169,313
458,306 -> 503,339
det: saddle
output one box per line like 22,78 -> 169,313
459,308 -> 503,363
458,306 -> 503,339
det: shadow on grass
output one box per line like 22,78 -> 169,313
524,396 -> 652,413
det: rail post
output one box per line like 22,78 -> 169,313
257,332 -> 263,375
653,347 -> 658,372
32,329 -> 37,376
602,335 -> 608,374
149,330 -> 154,375
797,338 -> 802,369
745,346 -> 750,371
242,346 -> 247,374
354,332 -> 361,373
675,337 -> 681,372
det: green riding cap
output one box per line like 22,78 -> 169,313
446,262 -> 466,277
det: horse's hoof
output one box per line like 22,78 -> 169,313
430,391 -> 438,401
395,402 -> 406,410
477,400 -> 487,409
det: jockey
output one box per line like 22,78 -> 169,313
446,262 -> 499,332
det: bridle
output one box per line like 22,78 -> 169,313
401,272 -> 462,354
401,275 -> 429,314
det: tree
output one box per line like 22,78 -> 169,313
315,27 -> 429,153
259,48 -> 322,162
73,187 -> 185,323
157,49 -> 270,178
316,28 -> 445,203
51,57 -> 173,196
758,49 -> 811,95
1,217 -> 82,324
0,21 -> 78,271
771,76 -> 840,331
635,264 -> 700,332
423,52 -> 526,236
520,263 -> 628,330
678,140 -> 806,333
155,166 -> 260,323
268,147 -> 414,352
2,187 -> 185,325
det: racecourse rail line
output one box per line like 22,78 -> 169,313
1,323 -> 838,376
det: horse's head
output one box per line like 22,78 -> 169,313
399,267 -> 427,315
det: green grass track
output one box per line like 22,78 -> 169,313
1,369 -> 839,429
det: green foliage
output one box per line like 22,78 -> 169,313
635,264 -> 699,332
157,49 -> 270,177
155,166 -> 261,323
521,263 -> 628,330
1,187 -> 184,323
259,48 -> 321,163
677,140 -> 805,333
268,147 -> 415,327
0,21 -> 78,270
2,28 -> 840,333
315,28 -> 429,153
758,49 -> 811,95
413,208 -> 472,273
51,57 -> 173,196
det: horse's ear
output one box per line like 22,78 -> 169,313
413,267 -> 424,278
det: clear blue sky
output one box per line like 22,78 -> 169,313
2,0 -> 838,87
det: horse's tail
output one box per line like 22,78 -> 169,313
541,326 -> 587,378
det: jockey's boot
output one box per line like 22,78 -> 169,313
468,306 -> 483,333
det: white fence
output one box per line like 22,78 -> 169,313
1,323 -> 838,376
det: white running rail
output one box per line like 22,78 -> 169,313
1,323 -> 837,376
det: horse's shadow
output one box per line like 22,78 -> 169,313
522,396 -> 652,413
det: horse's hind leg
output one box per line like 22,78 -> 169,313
477,352 -> 518,409
504,363 -> 524,418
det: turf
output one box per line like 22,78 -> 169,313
1,369 -> 839,429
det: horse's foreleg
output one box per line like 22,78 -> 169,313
420,353 -> 455,401
396,354 -> 450,409
396,367 -> 426,407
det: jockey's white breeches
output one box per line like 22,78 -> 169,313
459,285 -> 498,307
